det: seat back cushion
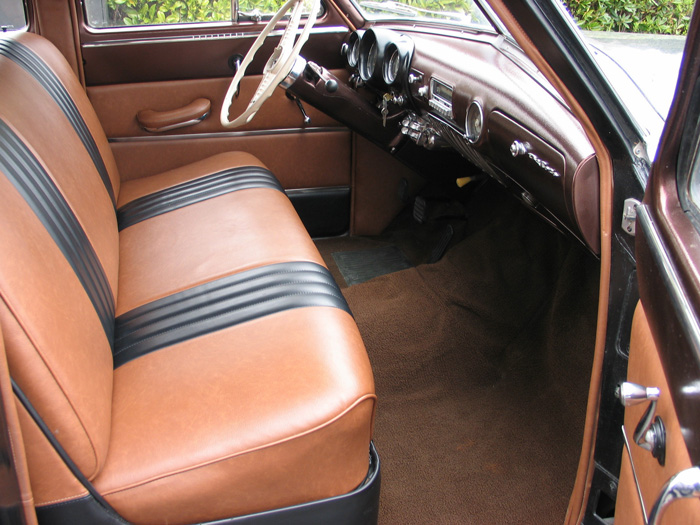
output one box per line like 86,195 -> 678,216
0,34 -> 119,485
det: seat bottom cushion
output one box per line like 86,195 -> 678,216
92,307 -> 375,525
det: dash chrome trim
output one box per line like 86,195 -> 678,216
82,26 -> 348,48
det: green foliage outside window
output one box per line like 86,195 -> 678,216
103,0 -> 694,35
104,0 -> 290,26
106,0 -> 231,25
566,0 -> 694,35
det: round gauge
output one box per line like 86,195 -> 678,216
465,101 -> 484,144
348,35 -> 361,68
383,46 -> 401,85
360,42 -> 377,81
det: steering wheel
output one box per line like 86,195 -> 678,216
220,0 -> 321,128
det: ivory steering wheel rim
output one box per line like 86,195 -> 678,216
220,0 -> 321,128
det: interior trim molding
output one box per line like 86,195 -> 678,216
107,126 -> 347,143
637,204 -> 700,355
82,26 -> 349,47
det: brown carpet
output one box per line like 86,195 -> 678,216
316,191 -> 599,524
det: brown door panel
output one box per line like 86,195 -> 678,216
87,73 -> 347,137
79,13 -> 349,85
615,304 -> 700,524
111,130 -> 351,188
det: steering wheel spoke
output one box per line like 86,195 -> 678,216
220,0 -> 321,128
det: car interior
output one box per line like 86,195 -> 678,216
1,0 -> 699,523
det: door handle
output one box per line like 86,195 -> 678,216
648,466 -> 700,525
137,98 -> 211,132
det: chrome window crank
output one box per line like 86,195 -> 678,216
617,382 -> 666,465
648,466 -> 700,525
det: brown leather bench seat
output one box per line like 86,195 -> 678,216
0,32 -> 377,525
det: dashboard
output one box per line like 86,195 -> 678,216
289,26 -> 600,253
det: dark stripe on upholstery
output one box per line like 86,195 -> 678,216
0,120 -> 115,345
0,38 -> 116,207
117,166 -> 283,230
113,262 -> 349,367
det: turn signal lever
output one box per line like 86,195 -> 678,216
285,92 -> 311,125
281,56 -> 403,146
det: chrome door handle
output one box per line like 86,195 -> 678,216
648,466 -> 700,525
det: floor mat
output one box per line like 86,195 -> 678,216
338,195 -> 600,524
332,245 -> 413,286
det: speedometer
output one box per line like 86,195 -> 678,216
383,46 -> 401,85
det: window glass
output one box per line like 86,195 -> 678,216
0,0 -> 27,31
85,0 -> 318,29
353,0 -> 494,31
563,0 -> 694,160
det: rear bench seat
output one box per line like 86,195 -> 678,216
0,32 -> 378,525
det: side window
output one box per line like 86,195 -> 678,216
84,0 -> 319,29
0,0 -> 27,31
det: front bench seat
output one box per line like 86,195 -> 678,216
0,32 -> 378,525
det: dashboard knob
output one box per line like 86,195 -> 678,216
510,140 -> 529,157
325,79 -> 338,93
418,86 -> 429,97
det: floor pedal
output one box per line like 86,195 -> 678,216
413,196 -> 428,224
428,224 -> 454,263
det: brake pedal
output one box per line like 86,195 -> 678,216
413,196 -> 428,224
428,224 -> 454,263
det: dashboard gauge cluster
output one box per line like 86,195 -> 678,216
335,26 -> 600,253
346,30 -> 363,68
343,28 -> 414,88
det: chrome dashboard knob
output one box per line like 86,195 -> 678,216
510,140 -> 529,157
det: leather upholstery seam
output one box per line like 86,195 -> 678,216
1,295 -> 102,479
99,394 -> 377,497
34,490 -> 89,507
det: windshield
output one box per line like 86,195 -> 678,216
355,0 -> 495,31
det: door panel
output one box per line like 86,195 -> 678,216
80,28 -> 348,85
615,304 -> 700,524
110,130 -> 351,187
67,0 -> 361,236
87,73 -> 347,137
615,4 -> 700,522
88,73 -> 352,188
